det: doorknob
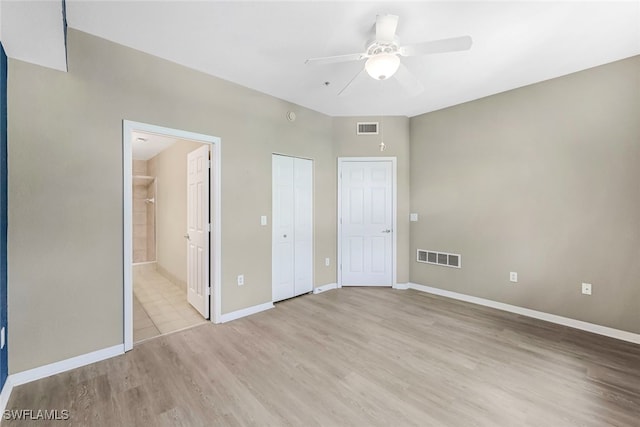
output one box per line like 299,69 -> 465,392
382,229 -> 392,233
283,234 -> 287,238
184,233 -> 190,240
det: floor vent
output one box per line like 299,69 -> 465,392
357,122 -> 379,135
417,249 -> 461,268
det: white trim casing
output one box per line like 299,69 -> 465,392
212,141 -> 223,325
122,121 -> 222,351
337,157 -> 397,288
220,302 -> 274,323
313,283 -> 338,294
405,283 -> 640,345
9,345 -> 123,387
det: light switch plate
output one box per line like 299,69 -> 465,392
410,213 -> 418,222
260,215 -> 267,226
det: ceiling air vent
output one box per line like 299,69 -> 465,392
417,249 -> 461,269
357,122 -> 379,135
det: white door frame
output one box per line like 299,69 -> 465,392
337,157 -> 397,288
123,120 -> 222,351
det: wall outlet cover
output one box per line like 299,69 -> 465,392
510,272 -> 518,282
410,213 -> 418,222
237,275 -> 244,286
582,283 -> 592,295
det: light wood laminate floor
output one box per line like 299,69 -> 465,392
6,288 -> 640,426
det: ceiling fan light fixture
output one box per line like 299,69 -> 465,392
365,53 -> 400,80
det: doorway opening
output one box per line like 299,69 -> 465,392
123,121 -> 221,351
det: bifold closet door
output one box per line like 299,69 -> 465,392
272,155 -> 312,302
293,158 -> 313,295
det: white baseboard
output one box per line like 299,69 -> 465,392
313,283 -> 338,294
220,302 -> 274,323
0,376 -> 14,416
406,283 -> 640,345
9,344 -> 124,388
392,283 -> 409,290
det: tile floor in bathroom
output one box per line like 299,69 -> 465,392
133,263 -> 207,343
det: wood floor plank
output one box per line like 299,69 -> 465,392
5,288 -> 640,426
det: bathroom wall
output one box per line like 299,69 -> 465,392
132,159 -> 155,263
146,179 -> 156,262
147,139 -> 202,289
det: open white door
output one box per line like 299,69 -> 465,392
187,145 -> 210,318
340,160 -> 394,286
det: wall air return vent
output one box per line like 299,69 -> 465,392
417,249 -> 461,269
356,122 -> 379,135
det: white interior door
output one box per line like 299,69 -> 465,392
340,160 -> 393,286
187,145 -> 210,317
272,155 -> 295,302
293,158 -> 313,295
272,155 -> 313,302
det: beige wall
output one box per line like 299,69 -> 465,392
332,116 -> 411,284
7,29 -> 335,373
410,56 -> 640,334
147,140 -> 202,287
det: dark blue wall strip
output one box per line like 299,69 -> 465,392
62,0 -> 68,69
0,42 -> 8,389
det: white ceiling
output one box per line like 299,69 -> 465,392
7,1 -> 640,117
1,0 -> 67,72
132,131 -> 179,161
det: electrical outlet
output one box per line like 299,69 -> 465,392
582,283 -> 592,295
510,272 -> 518,283
237,274 -> 244,286
325,258 -> 330,267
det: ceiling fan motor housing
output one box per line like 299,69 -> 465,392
365,39 -> 401,80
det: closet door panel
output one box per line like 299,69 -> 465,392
294,158 -> 313,296
272,155 -> 295,302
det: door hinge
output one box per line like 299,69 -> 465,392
207,223 -> 211,232
206,287 -> 210,296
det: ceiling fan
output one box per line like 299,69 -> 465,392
305,14 -> 472,96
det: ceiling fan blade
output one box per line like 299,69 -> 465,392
338,68 -> 367,97
305,52 -> 366,66
399,35 -> 472,57
393,63 -> 423,97
376,14 -> 399,43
